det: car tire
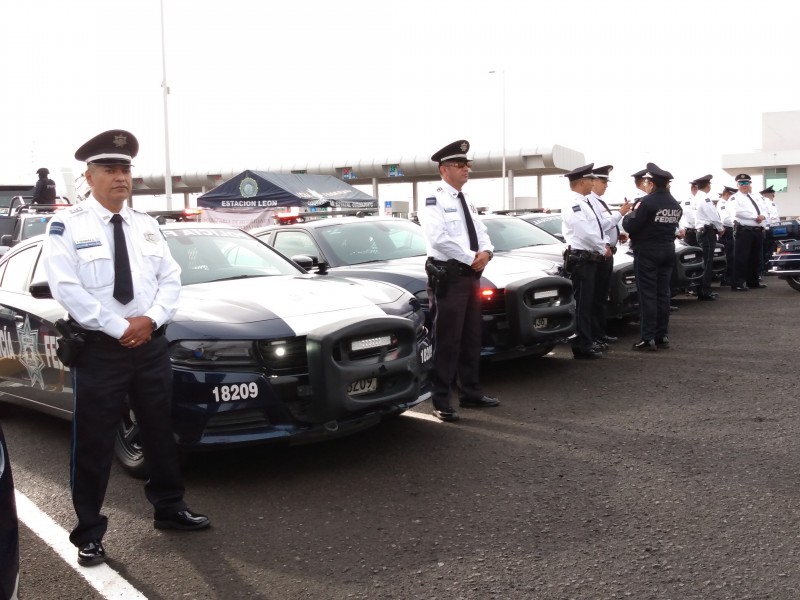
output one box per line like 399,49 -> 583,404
114,412 -> 149,480
528,344 -> 556,359
786,276 -> 800,292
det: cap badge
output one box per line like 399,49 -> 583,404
459,142 -> 468,152
113,135 -> 128,148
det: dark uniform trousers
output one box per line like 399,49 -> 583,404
719,228 -> 734,284
696,226 -> 717,295
733,226 -> 764,288
570,259 -> 598,352
762,230 -> 776,273
591,254 -> 613,340
69,332 -> 186,546
428,271 -> 482,410
633,246 -> 674,341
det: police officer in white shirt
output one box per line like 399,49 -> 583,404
760,185 -> 780,271
561,163 -> 612,359
693,174 -> 724,300
586,165 -> 631,347
43,129 -> 209,568
716,185 -> 737,285
728,173 -> 768,290
418,140 -> 499,422
679,180 -> 699,247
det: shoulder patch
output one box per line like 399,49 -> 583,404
705,198 -> 711,203
572,204 -> 582,213
426,197 -> 437,206
49,221 -> 65,236
684,201 -> 691,205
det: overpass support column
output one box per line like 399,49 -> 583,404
508,170 -> 515,210
537,175 -> 543,209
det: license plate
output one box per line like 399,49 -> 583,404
419,340 -> 433,366
534,289 -> 558,299
348,377 -> 377,395
534,317 -> 548,328
684,253 -> 696,260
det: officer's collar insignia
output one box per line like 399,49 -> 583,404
436,187 -> 443,192
144,232 -> 158,242
113,135 -> 128,148
68,205 -> 85,214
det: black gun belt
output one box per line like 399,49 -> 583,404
430,259 -> 476,276
735,224 -> 764,231
67,318 -> 166,342
569,249 -> 605,262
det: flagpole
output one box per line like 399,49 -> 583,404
160,0 -> 173,209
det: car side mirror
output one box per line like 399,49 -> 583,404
291,254 -> 315,271
0,235 -> 11,246
29,280 -> 54,299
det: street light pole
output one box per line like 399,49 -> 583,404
160,0 -> 173,209
489,70 -> 507,210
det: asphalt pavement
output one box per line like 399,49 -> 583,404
4,279 -> 800,599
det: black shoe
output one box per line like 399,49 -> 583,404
432,407 -> 460,422
654,337 -> 670,348
154,509 -> 210,531
697,294 -> 718,301
669,305 -> 679,312
600,335 -> 618,343
632,340 -> 657,351
77,540 -> 106,566
752,283 -> 768,289
731,285 -> 749,291
573,348 -> 603,359
591,341 -> 608,352
459,396 -> 500,408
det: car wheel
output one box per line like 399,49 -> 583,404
786,276 -> 800,292
528,344 -> 556,358
114,409 -> 149,480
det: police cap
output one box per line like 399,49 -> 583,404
723,185 -> 737,195
760,185 -> 775,195
564,163 -> 595,181
734,173 -> 752,182
692,174 -> 713,186
36,167 -> 49,176
631,168 -> 648,178
431,140 -> 470,164
75,129 -> 139,165
642,162 -> 673,183
592,164 -> 613,179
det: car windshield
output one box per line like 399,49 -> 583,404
163,227 -> 303,285
521,215 -> 563,238
23,216 -> 52,240
482,217 -> 563,251
316,220 -> 427,265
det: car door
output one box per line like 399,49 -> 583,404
0,241 -> 72,416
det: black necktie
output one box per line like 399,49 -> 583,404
585,199 -> 604,237
110,214 -> 134,304
458,191 -> 479,251
597,196 -> 620,239
746,194 -> 762,217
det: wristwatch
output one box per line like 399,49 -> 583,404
148,318 -> 158,331
484,249 -> 494,260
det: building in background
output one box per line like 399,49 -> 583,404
723,111 -> 800,217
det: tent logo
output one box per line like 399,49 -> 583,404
239,177 -> 259,198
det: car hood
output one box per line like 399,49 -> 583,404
175,275 -> 391,333
328,256 -> 428,292
483,253 -> 560,287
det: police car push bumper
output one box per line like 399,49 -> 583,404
503,276 -> 575,346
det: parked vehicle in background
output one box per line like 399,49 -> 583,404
0,224 -> 432,478
252,214 -> 576,361
767,236 -> 800,291
0,422 -> 19,600
0,203 -> 72,256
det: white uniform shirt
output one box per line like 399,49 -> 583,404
43,196 -> 181,339
587,191 -> 623,246
764,198 -> 780,228
694,190 -> 724,232
728,191 -> 767,227
418,181 -> 493,264
679,192 -> 697,229
717,198 -> 734,227
561,191 -> 606,254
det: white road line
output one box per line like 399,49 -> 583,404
14,491 -> 148,600
402,410 -> 442,423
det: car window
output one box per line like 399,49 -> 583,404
0,244 -> 38,292
318,221 -> 427,265
273,231 -> 320,259
482,217 -> 562,251
23,217 -> 51,240
163,227 -> 302,285
522,215 -> 563,237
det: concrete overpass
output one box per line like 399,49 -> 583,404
131,144 -> 586,212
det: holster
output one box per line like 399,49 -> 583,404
425,258 -> 449,299
54,318 -> 86,367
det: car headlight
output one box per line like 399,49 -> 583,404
170,340 -> 259,366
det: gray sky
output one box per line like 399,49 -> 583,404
1,0 -> 796,207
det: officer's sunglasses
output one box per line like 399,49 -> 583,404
737,181 -> 751,186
